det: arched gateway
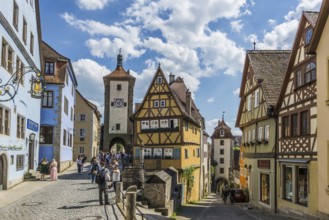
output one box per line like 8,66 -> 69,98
0,154 -> 8,190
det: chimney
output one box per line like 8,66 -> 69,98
186,89 -> 191,115
169,73 -> 175,83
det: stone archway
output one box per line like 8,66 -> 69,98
109,137 -> 126,154
0,154 -> 8,190
216,177 -> 228,194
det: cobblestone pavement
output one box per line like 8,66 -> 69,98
175,193 -> 302,220
0,166 -> 124,220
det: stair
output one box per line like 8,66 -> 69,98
24,169 -> 41,181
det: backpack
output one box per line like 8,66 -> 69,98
96,171 -> 105,185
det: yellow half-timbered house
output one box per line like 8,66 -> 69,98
133,66 -> 204,203
275,11 -> 318,218
236,50 -> 290,211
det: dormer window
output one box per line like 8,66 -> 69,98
305,28 -> 313,45
45,62 -> 54,75
220,130 -> 224,137
157,76 -> 162,84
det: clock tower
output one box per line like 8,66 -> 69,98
103,51 -> 135,153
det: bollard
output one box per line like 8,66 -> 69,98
116,182 -> 123,204
126,191 -> 136,220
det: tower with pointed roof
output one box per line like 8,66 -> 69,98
103,51 -> 135,153
211,113 -> 234,192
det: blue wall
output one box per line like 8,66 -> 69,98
39,145 -> 54,163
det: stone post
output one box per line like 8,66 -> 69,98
126,191 -> 136,220
116,182 -> 123,204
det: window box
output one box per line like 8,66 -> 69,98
262,139 -> 269,144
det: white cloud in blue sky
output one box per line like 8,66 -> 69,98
40,0 -> 322,137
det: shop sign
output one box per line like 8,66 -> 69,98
27,119 -> 39,132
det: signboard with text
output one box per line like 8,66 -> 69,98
27,119 -> 39,132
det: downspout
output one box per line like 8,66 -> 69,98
274,108 -> 278,213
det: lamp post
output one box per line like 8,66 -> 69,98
0,66 -> 45,102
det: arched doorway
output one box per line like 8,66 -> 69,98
0,154 -> 8,190
109,137 -> 126,154
216,177 -> 228,194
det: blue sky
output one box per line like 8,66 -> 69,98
39,0 -> 322,136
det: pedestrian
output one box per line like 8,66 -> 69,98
89,157 -> 99,183
76,156 -> 83,173
112,165 -> 120,192
50,159 -> 58,181
97,162 -> 111,205
40,157 -> 48,180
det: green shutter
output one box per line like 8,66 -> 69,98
135,148 -> 140,159
173,148 -> 181,159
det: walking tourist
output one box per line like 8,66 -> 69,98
89,157 -> 99,183
97,162 -> 111,205
50,159 -> 58,181
76,156 -> 83,173
40,157 -> 49,180
112,165 -> 120,191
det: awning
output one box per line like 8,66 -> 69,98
276,158 -> 313,164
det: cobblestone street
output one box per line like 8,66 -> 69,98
0,166 -> 124,220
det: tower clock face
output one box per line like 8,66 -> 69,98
114,98 -> 124,107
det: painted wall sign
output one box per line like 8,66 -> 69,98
258,160 -> 270,169
27,119 -> 39,132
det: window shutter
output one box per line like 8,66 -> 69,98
173,148 -> 181,159
135,148 -> 140,159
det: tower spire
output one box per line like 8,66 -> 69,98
117,48 -> 123,67
222,111 -> 225,121
253,40 -> 256,50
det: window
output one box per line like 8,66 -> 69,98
30,33 -> 34,55
22,18 -> 27,44
300,111 -> 309,136
64,97 -> 68,115
247,94 -> 252,111
16,155 -> 24,170
154,100 -> 159,107
164,148 -> 173,159
184,149 -> 188,159
1,39 -> 14,73
160,100 -> 166,107
252,129 -> 255,143
196,148 -> 200,157
157,76 -> 162,83
79,147 -> 84,154
80,114 -> 86,121
220,168 -> 224,174
80,129 -> 86,137
169,119 -> 178,129
258,126 -> 263,141
150,120 -> 158,129
291,113 -> 298,137
282,116 -> 290,138
220,149 -> 224,155
297,167 -> 308,205
265,125 -> 270,141
220,158 -> 224,164
254,89 -> 259,108
45,62 -> 54,75
4,108 -> 10,135
220,140 -> 224,146
16,56 -> 24,85
284,166 -> 293,200
1,38 -> 7,69
117,84 -> 121,91
260,173 -> 270,205
153,148 -> 162,158
305,62 -> 316,83
70,107 -> 73,121
116,123 -> 120,130
248,130 -> 251,143
141,121 -> 149,130
63,129 -> 66,145
42,91 -> 53,108
13,1 -> 19,29
71,85 -> 74,96
70,133 -> 73,147
296,70 -> 302,87
40,126 -> 53,144
305,28 -> 313,45
144,148 -> 152,159
16,115 -> 25,139
220,130 -> 224,137
7,46 -> 14,73
160,119 -> 168,128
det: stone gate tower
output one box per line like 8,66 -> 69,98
103,52 -> 135,153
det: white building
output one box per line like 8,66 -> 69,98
0,0 -> 42,190
211,117 -> 234,192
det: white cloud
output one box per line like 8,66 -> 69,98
75,0 -> 112,10
233,88 -> 240,96
72,59 -> 109,105
285,0 -> 322,21
268,19 -> 276,26
231,20 -> 244,33
207,97 -> 215,103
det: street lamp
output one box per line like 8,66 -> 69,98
0,66 -> 45,102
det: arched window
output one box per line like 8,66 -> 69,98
305,62 -> 316,83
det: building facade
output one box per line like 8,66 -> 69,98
73,90 -> 101,160
275,11 -> 318,218
236,50 -> 290,211
133,68 -> 204,203
211,117 -> 234,193
309,1 -> 329,218
39,42 -> 77,172
103,52 -> 135,154
0,0 -> 42,190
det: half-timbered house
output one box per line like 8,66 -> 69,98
133,66 -> 204,203
236,50 -> 290,211
275,11 -> 318,218
308,1 -> 329,218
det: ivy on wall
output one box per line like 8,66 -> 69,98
181,166 -> 195,202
